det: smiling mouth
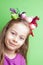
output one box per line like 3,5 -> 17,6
10,43 -> 17,46
9,41 -> 18,47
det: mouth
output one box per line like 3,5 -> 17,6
9,41 -> 17,47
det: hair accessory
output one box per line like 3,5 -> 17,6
10,8 -> 39,36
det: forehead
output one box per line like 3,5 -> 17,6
9,22 -> 29,36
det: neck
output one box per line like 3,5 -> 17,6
5,49 -> 15,54
4,48 -> 17,59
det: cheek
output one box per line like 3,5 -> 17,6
5,34 -> 12,44
18,40 -> 25,46
6,33 -> 14,40
5,36 -> 9,45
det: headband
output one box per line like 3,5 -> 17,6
10,8 -> 39,36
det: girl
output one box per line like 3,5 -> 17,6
0,8 -> 39,65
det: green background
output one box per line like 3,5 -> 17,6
0,0 -> 43,65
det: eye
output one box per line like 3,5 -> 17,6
11,32 -> 16,35
19,36 -> 24,40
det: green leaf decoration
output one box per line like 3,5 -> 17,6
16,8 -> 20,14
11,13 -> 19,19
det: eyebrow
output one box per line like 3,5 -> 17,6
11,29 -> 25,38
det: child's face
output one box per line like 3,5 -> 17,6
5,22 -> 29,51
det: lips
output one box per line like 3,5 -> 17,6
9,41 -> 17,47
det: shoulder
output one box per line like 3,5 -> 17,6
17,53 -> 25,59
17,53 -> 26,65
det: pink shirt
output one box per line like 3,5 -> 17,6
4,53 -> 26,65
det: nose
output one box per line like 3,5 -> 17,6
13,36 -> 18,43
13,39 -> 17,43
